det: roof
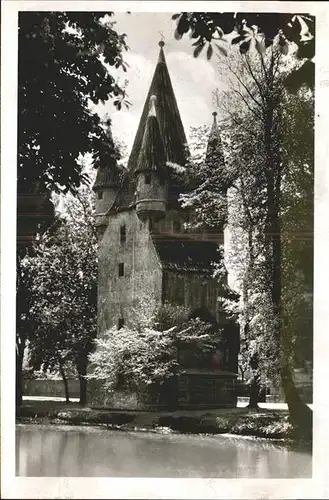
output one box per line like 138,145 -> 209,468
133,96 -> 167,177
93,122 -> 123,191
152,234 -> 220,273
93,163 -> 123,191
110,170 -> 136,212
111,42 -> 190,213
127,42 -> 189,172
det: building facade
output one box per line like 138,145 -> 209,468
89,42 -> 240,409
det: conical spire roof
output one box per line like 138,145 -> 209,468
93,125 -> 122,191
205,111 -> 225,167
134,95 -> 166,177
127,42 -> 188,171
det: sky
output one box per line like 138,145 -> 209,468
95,12 -> 229,153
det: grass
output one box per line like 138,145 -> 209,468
17,400 -> 297,441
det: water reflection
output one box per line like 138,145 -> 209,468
16,424 -> 312,478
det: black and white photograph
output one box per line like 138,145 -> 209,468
1,1 -> 329,498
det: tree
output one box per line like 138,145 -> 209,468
87,304 -> 226,408
185,119 -> 278,410
280,88 -> 314,372
18,11 -> 128,196
16,253 -> 39,406
17,11 -> 129,249
16,11 -> 128,405
172,12 -> 315,89
182,45 -> 314,434
218,48 -> 314,424
16,10 -> 128,403
22,183 -> 98,405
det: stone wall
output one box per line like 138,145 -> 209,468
87,380 -> 142,409
88,373 -> 237,410
23,379 -> 80,399
97,209 -> 163,332
98,206 -> 225,333
177,372 -> 237,408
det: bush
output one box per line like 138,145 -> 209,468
87,308 -> 223,395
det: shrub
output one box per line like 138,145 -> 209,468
87,307 -> 224,394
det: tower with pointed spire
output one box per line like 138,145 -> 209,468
134,94 -> 168,221
90,42 -> 239,409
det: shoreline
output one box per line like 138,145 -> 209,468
16,421 -> 306,448
16,400 -> 311,444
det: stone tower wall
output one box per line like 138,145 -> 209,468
94,188 -> 117,216
97,209 -> 163,334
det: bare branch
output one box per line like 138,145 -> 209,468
244,54 -> 266,103
228,65 -> 264,112
232,88 -> 263,121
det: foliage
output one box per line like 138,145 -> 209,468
280,88 -> 314,368
16,255 -> 37,404
18,11 -> 128,196
172,12 -> 315,89
181,124 -> 230,229
153,303 -> 191,331
182,44 -> 313,425
87,306 -> 224,393
22,183 -> 98,395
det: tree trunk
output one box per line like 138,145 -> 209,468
247,375 -> 260,409
281,359 -> 312,438
77,356 -> 88,406
59,362 -> 70,403
265,114 -> 312,439
239,366 -> 245,382
248,354 -> 260,410
16,342 -> 25,408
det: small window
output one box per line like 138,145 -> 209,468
118,262 -> 124,277
145,173 -> 151,185
97,191 -> 103,200
118,317 -> 125,330
120,225 -> 126,244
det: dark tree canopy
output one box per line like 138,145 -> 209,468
18,11 -> 128,195
172,13 -> 315,88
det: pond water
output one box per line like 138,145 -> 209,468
16,424 -> 312,478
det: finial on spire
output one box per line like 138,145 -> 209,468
158,33 -> 166,62
212,111 -> 218,126
149,95 -> 157,117
210,110 -> 218,133
158,30 -> 165,47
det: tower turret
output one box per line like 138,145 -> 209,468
134,95 -> 167,222
93,151 -> 122,235
93,120 -> 123,216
